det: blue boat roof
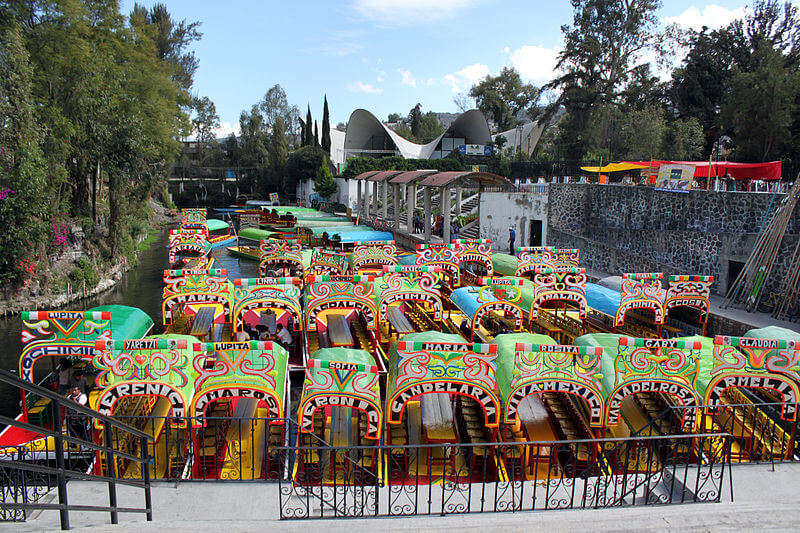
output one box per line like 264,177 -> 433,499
398,253 -> 415,266
336,230 -> 394,243
585,283 -> 621,317
449,286 -> 498,321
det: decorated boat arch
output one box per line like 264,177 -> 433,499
297,349 -> 382,439
607,337 -> 701,430
304,275 -> 378,333
701,336 -> 800,421
515,247 -> 580,278
18,307 -> 153,383
162,269 -> 234,325
190,340 -> 289,424
450,285 -> 524,333
664,275 -> 714,334
91,336 -> 197,424
386,334 -> 502,427
232,278 -> 303,333
168,229 -> 211,265
377,266 -> 443,321
530,267 -> 588,320
308,249 -> 349,275
415,243 -> 462,286
351,240 -> 398,272
501,340 -> 605,427
452,238 -> 493,277
259,239 -> 304,277
180,208 -> 208,235
614,273 -> 666,328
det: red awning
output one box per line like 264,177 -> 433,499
625,161 -> 783,181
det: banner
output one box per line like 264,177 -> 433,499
655,164 -> 694,193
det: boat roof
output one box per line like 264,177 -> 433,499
585,282 -> 621,317
494,332 -> 557,403
90,305 -> 154,338
205,219 -> 229,231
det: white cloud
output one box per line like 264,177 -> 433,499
398,68 -> 417,87
351,0 -> 479,25
444,62 -> 489,92
347,81 -> 383,94
663,4 -> 747,31
506,44 -> 562,85
213,121 -> 240,139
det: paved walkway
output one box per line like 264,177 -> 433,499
5,462 -> 799,531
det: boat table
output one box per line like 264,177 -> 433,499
326,314 -> 354,347
518,396 -> 555,453
421,393 -> 457,443
260,311 -> 277,334
386,306 -> 415,336
330,406 -> 355,448
190,307 -> 216,339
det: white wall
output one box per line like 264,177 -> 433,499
479,191 -> 548,253
296,177 -> 357,208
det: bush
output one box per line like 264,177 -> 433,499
68,257 -> 100,289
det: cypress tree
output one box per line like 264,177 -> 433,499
305,105 -> 313,146
299,118 -> 307,147
322,95 -> 331,154
314,120 -> 319,146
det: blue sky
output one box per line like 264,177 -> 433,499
121,0 -> 754,136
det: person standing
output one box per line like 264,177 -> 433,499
509,226 -> 516,256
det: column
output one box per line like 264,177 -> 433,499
357,180 -> 363,217
406,183 -> 415,234
423,187 -> 432,242
393,183 -> 401,231
442,187 -> 452,243
371,182 -> 378,215
455,185 -> 462,215
363,180 -> 370,217
381,181 -> 389,219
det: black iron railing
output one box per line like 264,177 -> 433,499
278,433 -> 731,519
0,369 -> 153,529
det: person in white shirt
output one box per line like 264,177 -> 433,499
65,387 -> 89,440
235,329 -> 251,342
276,323 -> 293,347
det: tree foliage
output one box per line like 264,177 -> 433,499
313,157 -> 337,199
321,95 -> 331,154
470,67 -> 540,132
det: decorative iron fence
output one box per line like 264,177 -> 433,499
277,433 -> 731,519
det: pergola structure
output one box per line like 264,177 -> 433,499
354,170 -> 516,242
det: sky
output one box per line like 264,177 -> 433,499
120,0 -> 756,138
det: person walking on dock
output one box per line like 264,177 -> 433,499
508,226 -> 516,256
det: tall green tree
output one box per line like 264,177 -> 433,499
469,67 -> 539,132
409,103 -> 423,138
313,158 -> 337,199
321,95 -> 331,154
305,105 -> 313,146
0,26 -> 49,283
314,120 -> 319,146
192,96 -> 220,162
268,116 -> 288,191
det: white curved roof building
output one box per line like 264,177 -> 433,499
329,108 -> 492,164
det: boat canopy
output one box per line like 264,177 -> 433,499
575,333 -> 701,430
385,331 -> 501,427
18,305 -> 153,382
162,269 -> 234,325
585,283 -> 621,317
205,219 -> 229,232
494,332 -> 606,427
491,253 -> 517,277
239,227 -> 277,241
232,278 -> 303,332
294,219 -> 354,228
309,225 -> 371,235
190,340 -> 289,424
304,275 -> 378,332
375,267 -> 443,321
337,230 -> 394,243
698,334 -> 800,419
351,241 -> 398,270
92,334 -> 200,422
298,348 -> 382,439
450,286 -> 523,331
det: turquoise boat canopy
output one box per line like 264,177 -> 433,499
205,219 -> 229,231
337,230 -> 394,243
450,286 -> 487,321
89,305 -> 154,339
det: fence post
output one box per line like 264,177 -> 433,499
103,423 -> 119,524
51,398 -> 69,530
141,435 -> 153,521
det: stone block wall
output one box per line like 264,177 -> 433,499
546,183 -> 800,295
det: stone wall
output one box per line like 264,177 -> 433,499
546,183 -> 800,295
479,191 -> 548,253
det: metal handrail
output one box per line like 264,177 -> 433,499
0,369 -> 154,529
0,370 -> 151,440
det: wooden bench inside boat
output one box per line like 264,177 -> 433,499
326,314 -> 353,348
190,307 -> 216,338
386,306 -> 415,336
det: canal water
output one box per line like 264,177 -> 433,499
0,230 -> 258,418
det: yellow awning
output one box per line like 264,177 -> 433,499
580,162 -> 650,173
